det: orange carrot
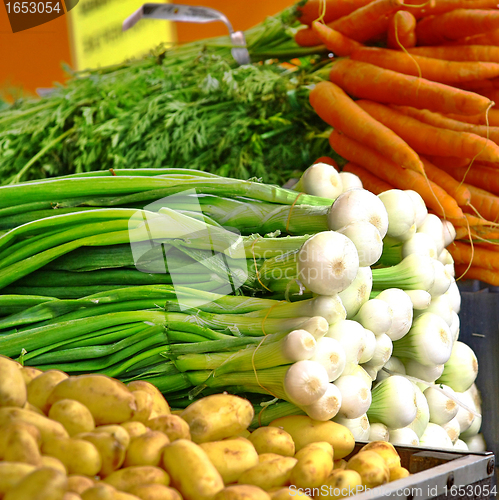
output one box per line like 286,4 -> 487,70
441,163 -> 499,196
309,81 -> 424,173
455,225 -> 499,241
463,183 -> 499,222
458,77 -> 499,92
454,264 -> 499,286
294,27 -> 323,47
416,9 -> 499,46
328,59 -> 493,115
449,241 -> 499,271
473,88 -> 499,104
313,156 -> 340,169
349,46 -> 499,84
297,0 -> 373,26
392,105 -> 499,144
420,157 -> 471,207
407,45 -> 499,63
404,0 -> 499,20
311,22 -> 363,56
443,212 -> 499,227
328,129 -> 464,219
444,109 -> 499,126
356,99 -> 499,162
424,155 -> 473,169
342,162 -> 394,194
328,0 -> 406,43
387,11 -> 417,49
445,27 -> 499,46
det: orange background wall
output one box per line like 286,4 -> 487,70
0,0 -> 294,97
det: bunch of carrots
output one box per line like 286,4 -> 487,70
295,0 -> 499,286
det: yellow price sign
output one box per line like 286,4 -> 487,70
67,0 -> 176,71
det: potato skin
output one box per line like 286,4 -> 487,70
346,451 -> 390,489
162,439 -> 224,500
181,394 -> 254,443
146,415 -> 190,442
200,437 -> 259,484
103,465 -> 170,492
3,467 -> 67,500
0,407 -> 69,443
247,427 -> 295,457
237,456 -> 298,491
0,357 -> 27,408
269,416 -> 355,458
67,475 -> 95,495
77,431 -> 128,477
46,375 -> 137,426
42,437 -> 102,476
289,448 -> 334,489
0,462 -> 37,497
123,431 -> 170,468
127,484 -> 183,500
26,370 -> 69,414
127,381 -> 170,417
120,422 -> 149,440
213,485 -> 271,500
48,399 -> 96,437
3,424 -> 43,466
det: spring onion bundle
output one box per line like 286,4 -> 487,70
0,165 -> 484,449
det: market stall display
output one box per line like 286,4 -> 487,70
0,0 -> 498,496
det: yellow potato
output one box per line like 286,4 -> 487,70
129,391 -> 154,423
247,427 -> 295,457
3,466 -> 67,500
0,421 -> 41,459
0,407 -> 69,443
127,381 -> 170,417
0,356 -> 27,408
269,416 -> 355,458
146,415 -> 190,442
316,470 -> 364,499
48,399 -> 96,436
77,431 -> 127,477
258,454 -> 284,463
95,425 -> 131,450
295,442 -> 334,460
181,394 -> 254,444
0,462 -> 37,497
124,431 -> 170,467
213,485 -> 271,500
289,448 -> 334,489
80,483 -> 117,500
67,475 -> 95,495
27,369 -> 69,414
333,459 -> 347,471
235,430 -> 251,439
3,424 -> 42,466
269,487 -> 312,499
42,436 -> 102,476
120,422 -> 149,439
103,466 -> 170,492
40,455 -> 68,475
19,366 -> 43,385
237,456 -> 298,491
346,451 -> 390,489
127,484 -> 183,500
63,492 -> 82,500
389,466 -> 410,482
46,375 -> 137,425
23,401 -> 45,415
359,441 -> 401,469
200,437 -> 259,484
162,439 -> 224,500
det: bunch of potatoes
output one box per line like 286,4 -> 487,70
0,355 -> 410,500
